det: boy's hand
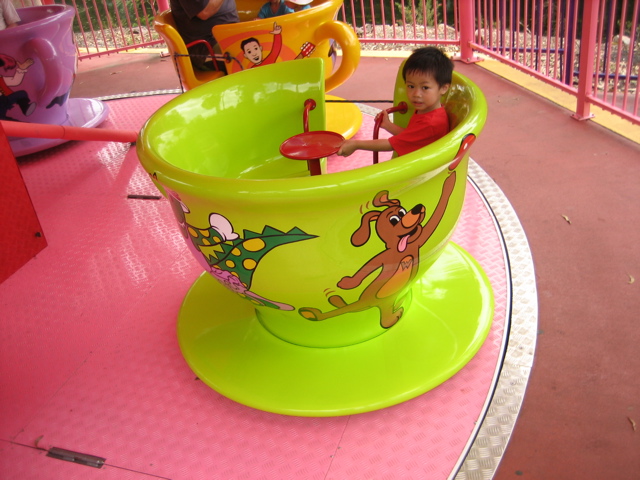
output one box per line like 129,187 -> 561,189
378,110 -> 393,131
337,139 -> 357,157
376,109 -> 404,136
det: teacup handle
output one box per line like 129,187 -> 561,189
24,37 -> 62,108
311,20 -> 361,92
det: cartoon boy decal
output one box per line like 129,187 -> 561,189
0,54 -> 36,120
240,22 -> 315,68
241,23 -> 282,68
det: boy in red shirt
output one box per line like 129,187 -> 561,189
337,47 -> 453,158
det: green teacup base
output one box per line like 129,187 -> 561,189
177,242 -> 494,417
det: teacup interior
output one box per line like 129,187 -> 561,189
142,59 -> 327,180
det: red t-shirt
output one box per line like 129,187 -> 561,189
388,106 -> 449,156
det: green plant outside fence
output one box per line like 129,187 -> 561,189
64,0 -> 155,34
342,0 -> 456,28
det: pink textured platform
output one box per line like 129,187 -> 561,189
0,95 -> 508,480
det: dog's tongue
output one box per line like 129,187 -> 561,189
398,235 -> 409,252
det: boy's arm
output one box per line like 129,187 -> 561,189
337,138 -> 394,157
4,1 -> 20,27
197,0 -> 225,19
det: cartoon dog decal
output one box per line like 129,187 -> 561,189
299,170 -> 457,328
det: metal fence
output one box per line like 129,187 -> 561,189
466,0 -> 639,125
12,0 -> 165,57
342,0 -> 639,125
11,0 -> 640,126
341,0 -> 460,49
67,0 -> 163,57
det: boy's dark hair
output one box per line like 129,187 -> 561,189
241,37 -> 260,51
402,47 -> 454,87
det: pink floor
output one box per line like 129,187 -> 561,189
1,96 -> 508,479
4,51 -> 640,480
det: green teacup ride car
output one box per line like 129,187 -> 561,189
137,58 -> 491,416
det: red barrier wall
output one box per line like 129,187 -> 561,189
0,123 -> 47,284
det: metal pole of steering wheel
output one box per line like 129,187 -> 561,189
373,101 -> 408,164
302,99 -> 319,175
303,99 -> 316,133
280,99 -> 344,177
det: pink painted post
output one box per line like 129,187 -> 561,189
573,0 -> 599,120
456,0 -> 481,63
156,0 -> 170,13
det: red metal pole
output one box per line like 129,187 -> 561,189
1,121 -> 138,143
456,0 -> 481,63
573,0 -> 600,120
373,102 -> 407,164
302,99 -> 316,133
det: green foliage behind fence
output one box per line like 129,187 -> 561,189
341,0 -> 456,27
63,0 -> 155,34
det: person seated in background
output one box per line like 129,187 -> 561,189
257,0 -> 293,19
170,0 -> 239,71
256,0 -> 311,19
337,46 -> 453,158
0,0 -> 20,30
283,0 -> 312,12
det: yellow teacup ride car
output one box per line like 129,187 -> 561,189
154,0 -> 362,139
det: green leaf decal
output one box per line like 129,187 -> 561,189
197,225 -> 316,288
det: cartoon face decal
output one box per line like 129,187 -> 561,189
299,170 -> 457,328
242,39 -> 264,65
237,22 -> 315,70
